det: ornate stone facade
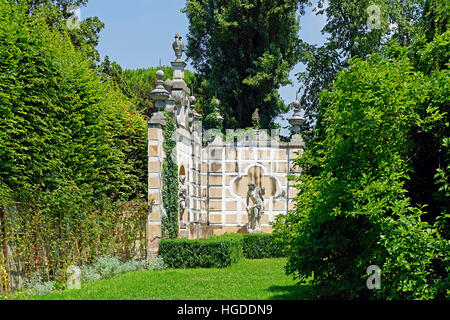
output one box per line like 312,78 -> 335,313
147,34 -> 304,254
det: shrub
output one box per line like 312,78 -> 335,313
273,53 -> 449,299
91,256 -> 122,278
159,238 -> 243,268
212,233 -> 284,259
23,274 -> 55,296
241,234 -> 284,259
80,266 -> 101,284
117,259 -> 147,274
80,257 -> 155,284
146,256 -> 166,271
0,0 -> 148,289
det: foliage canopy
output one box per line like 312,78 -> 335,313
183,0 -> 306,129
274,1 -> 449,299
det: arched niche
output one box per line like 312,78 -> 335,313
231,165 -> 281,199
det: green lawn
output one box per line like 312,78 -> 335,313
26,259 -> 312,300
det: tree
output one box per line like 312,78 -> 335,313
183,0 -> 307,129
0,0 -> 149,281
298,0 -> 426,132
273,0 -> 449,299
0,0 -> 147,203
23,0 -> 105,63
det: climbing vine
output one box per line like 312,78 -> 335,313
161,111 -> 179,239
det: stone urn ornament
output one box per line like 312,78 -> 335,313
172,33 -> 185,61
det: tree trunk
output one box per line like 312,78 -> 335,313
0,206 -> 7,261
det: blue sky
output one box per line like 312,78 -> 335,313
82,0 -> 328,129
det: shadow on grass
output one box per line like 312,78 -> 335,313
266,284 -> 314,300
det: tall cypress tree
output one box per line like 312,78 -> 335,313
183,0 -> 307,129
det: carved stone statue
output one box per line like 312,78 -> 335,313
179,175 -> 187,227
246,183 -> 265,233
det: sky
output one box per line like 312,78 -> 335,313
81,0 -> 328,131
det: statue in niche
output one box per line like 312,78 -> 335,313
246,183 -> 265,233
179,175 -> 187,228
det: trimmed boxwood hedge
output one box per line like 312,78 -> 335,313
241,234 -> 284,259
159,237 -> 243,269
212,233 -> 284,259
160,233 -> 284,269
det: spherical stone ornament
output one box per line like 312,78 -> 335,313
156,69 -> 165,80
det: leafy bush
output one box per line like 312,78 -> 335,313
273,52 -> 449,299
159,238 -> 243,269
159,233 -> 282,269
273,4 -> 450,298
23,274 -> 55,296
0,0 -> 148,289
91,256 -> 122,279
79,256 -> 163,284
146,256 -> 166,271
241,234 -> 284,259
80,266 -> 101,284
117,259 -> 147,274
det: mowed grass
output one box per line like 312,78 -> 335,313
27,259 -> 312,300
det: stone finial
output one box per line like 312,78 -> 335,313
171,33 -> 189,92
289,100 -> 304,134
150,69 -> 170,111
156,69 -> 164,79
172,33 -> 185,61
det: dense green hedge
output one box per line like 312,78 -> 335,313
241,234 -> 284,259
160,233 -> 283,269
0,1 -> 148,285
159,237 -> 243,269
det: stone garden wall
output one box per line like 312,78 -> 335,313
146,34 -> 304,255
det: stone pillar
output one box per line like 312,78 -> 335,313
287,133 -> 305,212
147,113 -> 166,258
148,63 -> 170,258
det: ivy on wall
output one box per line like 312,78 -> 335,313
161,111 -> 179,239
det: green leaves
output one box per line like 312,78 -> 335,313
298,0 -> 430,132
274,47 -> 449,299
0,0 -> 147,202
184,0 -> 303,129
161,111 -> 179,239
159,237 -> 243,269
